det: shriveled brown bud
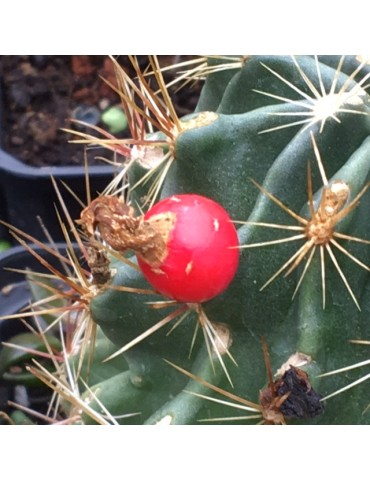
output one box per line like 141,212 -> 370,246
78,195 -> 176,266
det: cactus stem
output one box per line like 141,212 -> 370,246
240,133 -> 370,309
255,55 -> 370,135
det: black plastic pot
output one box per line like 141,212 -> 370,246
0,149 -> 114,244
0,59 -> 116,245
0,243 -> 76,421
0,242 -> 75,344
0,242 -> 66,318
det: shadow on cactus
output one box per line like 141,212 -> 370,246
2,55 -> 370,424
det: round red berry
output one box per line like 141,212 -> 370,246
137,194 -> 239,303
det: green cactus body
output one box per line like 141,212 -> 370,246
86,56 -> 370,424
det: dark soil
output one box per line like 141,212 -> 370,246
0,55 -> 202,168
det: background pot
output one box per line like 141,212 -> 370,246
0,243 -> 76,422
0,242 -> 75,342
0,149 -> 114,244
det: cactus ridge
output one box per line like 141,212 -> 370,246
239,131 -> 370,310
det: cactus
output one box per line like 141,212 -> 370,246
3,55 -> 370,424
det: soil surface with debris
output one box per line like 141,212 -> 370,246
0,56 -> 201,167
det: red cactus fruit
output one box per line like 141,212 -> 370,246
137,194 -> 239,303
